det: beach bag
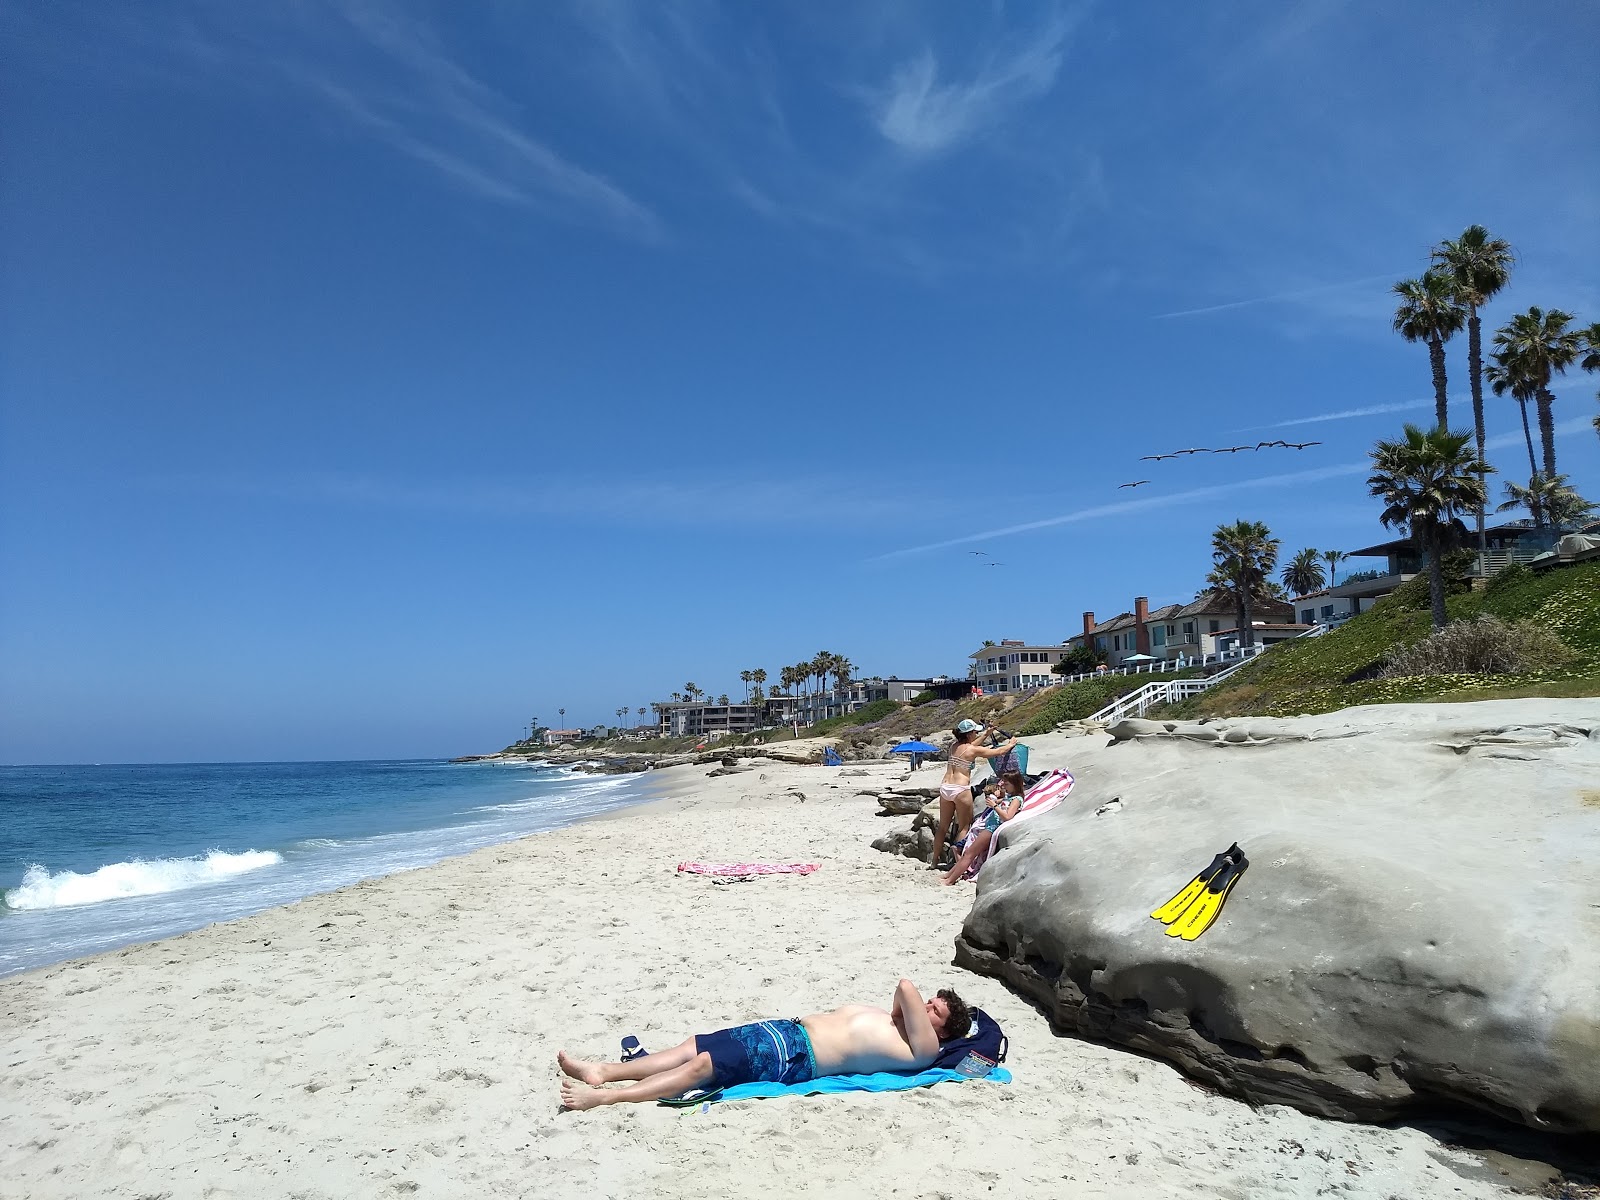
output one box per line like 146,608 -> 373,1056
990,743 -> 1029,778
931,1007 -> 1008,1077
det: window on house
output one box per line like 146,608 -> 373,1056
1208,620 -> 1220,633
1320,604 -> 1334,619
1166,625 -> 1176,637
1152,625 -> 1166,647
1301,609 -> 1314,624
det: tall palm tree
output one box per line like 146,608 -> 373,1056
1281,548 -> 1326,597
1497,473 -> 1595,530
1432,226 -> 1514,554
1580,321 -> 1600,443
752,668 -> 767,698
1486,358 -> 1540,478
1210,520 -> 1280,648
739,670 -> 752,703
1321,549 -> 1346,587
1492,307 -> 1581,478
1392,270 -> 1465,429
1367,425 -> 1491,630
558,707 -> 565,729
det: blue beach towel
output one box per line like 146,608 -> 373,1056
666,1065 -> 1011,1107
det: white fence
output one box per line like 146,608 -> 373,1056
1086,624 -> 1326,722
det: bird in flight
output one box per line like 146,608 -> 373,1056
1286,440 -> 1322,450
1210,445 -> 1252,454
1173,447 -> 1208,456
1139,453 -> 1177,462
1118,480 -> 1151,489
1255,440 -> 1289,450
986,561 -> 1006,567
968,550 -> 989,556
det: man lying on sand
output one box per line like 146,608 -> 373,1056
557,979 -> 972,1110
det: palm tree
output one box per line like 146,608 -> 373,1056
752,668 -> 767,699
1497,473 -> 1595,530
1367,425 -> 1491,630
1281,548 -> 1326,597
1432,226 -> 1514,554
1210,520 -> 1280,648
1580,321 -> 1600,443
1392,271 -> 1465,429
636,706 -> 646,728
558,707 -> 565,729
1492,307 -> 1581,478
1486,358 -> 1540,478
738,670 -> 751,703
1321,549 -> 1347,587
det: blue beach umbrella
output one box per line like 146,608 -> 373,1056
889,741 -> 941,755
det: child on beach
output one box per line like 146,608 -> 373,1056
933,719 -> 1018,871
942,770 -> 1026,885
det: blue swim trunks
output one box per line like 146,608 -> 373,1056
696,1019 -> 817,1089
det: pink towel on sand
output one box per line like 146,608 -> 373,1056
676,862 -> 820,876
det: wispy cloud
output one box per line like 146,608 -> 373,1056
1262,399 -> 1435,428
1151,273 -> 1399,320
874,418 -> 1595,560
148,469 -> 926,528
1259,375 -> 1596,429
149,3 -> 660,238
870,15 -> 1077,154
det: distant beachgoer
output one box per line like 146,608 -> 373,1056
556,980 -> 973,1110
932,719 -> 1018,871
942,771 -> 1026,885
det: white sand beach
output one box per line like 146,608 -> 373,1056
0,732 -> 1568,1199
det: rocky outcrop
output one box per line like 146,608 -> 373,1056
872,800 -> 939,860
951,698 -> 1600,1134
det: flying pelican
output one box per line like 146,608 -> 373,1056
1139,453 -> 1177,462
1211,445 -> 1251,454
986,561 -> 1006,567
1255,440 -> 1289,450
1118,480 -> 1151,489
1286,440 -> 1323,450
1172,448 -> 1209,455
968,550 -> 989,556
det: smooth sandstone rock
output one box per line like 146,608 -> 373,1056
953,698 -> 1600,1134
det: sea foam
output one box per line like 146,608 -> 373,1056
4,850 -> 284,911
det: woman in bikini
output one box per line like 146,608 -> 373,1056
932,719 -> 1017,870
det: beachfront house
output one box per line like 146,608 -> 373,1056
1332,520 -> 1568,614
968,642 -> 1074,694
1291,589 -> 1359,627
793,675 -> 936,724
541,728 -> 586,746
1068,594 -> 1296,670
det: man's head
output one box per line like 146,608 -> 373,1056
927,988 -> 974,1042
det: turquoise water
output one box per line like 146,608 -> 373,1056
0,758 -> 652,977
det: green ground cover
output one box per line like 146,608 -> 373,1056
1166,559 -> 1600,718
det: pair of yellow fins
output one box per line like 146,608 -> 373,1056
1150,842 -> 1249,941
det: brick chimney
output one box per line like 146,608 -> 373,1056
1134,596 -> 1151,655
1081,611 -> 1096,647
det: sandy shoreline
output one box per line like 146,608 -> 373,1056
0,740 -> 1563,1198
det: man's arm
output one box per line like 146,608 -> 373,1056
892,979 -> 940,1063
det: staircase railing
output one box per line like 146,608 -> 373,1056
1085,623 -> 1326,722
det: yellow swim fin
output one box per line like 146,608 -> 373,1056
1149,845 -> 1234,925
1165,846 -> 1248,941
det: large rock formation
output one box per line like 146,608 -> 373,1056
952,698 -> 1600,1133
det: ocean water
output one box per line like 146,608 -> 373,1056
0,759 -> 653,977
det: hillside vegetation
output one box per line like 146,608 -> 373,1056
1166,559 -> 1600,718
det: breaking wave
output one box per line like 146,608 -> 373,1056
3,850 -> 284,911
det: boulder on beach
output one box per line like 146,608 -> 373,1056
951,698 -> 1600,1134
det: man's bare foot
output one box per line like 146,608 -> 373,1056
557,1050 -> 605,1085
559,1077 -> 608,1111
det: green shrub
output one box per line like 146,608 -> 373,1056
1380,615 -> 1576,678
909,690 -> 937,706
1484,560 -> 1532,595
806,699 -> 900,736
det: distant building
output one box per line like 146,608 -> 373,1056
541,728 -> 586,745
655,701 -> 765,739
1333,521 -> 1566,612
967,641 -> 1073,694
1290,589 -> 1359,627
1067,594 -> 1295,669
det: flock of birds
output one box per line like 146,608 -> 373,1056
966,438 -> 1327,566
1118,440 -> 1322,489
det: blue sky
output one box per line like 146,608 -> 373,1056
2,1 -> 1597,763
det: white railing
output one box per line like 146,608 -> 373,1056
1085,625 -> 1326,722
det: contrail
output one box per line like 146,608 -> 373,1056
873,417 -> 1593,561
1262,399 -> 1434,428
1151,272 -> 1398,320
